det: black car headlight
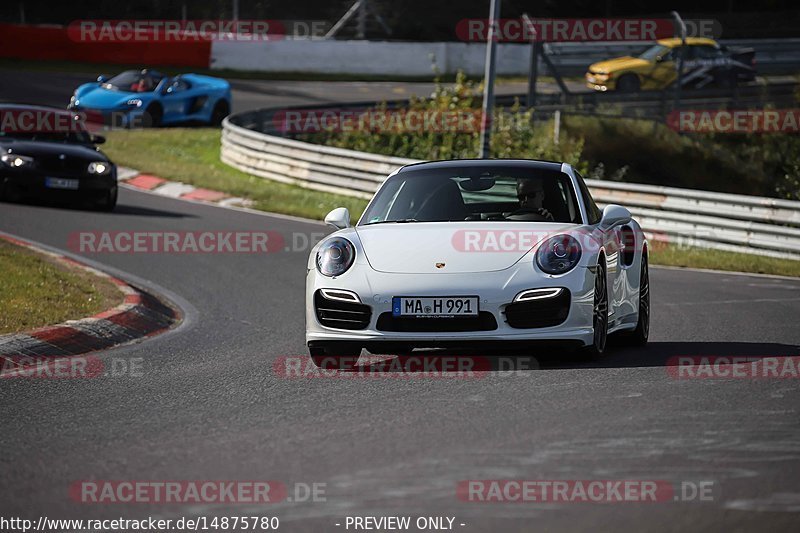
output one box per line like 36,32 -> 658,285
536,234 -> 582,275
316,237 -> 355,277
1,154 -> 34,168
87,161 -> 111,175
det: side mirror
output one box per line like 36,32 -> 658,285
600,204 -> 631,228
97,75 -> 109,83
655,55 -> 664,63
324,207 -> 351,230
90,134 -> 106,145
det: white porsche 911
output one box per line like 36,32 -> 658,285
306,159 -> 650,369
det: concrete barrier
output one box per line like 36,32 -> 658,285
210,38 -> 800,76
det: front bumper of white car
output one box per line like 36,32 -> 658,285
305,263 -> 596,352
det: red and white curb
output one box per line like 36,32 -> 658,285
118,166 -> 254,208
0,234 -> 180,376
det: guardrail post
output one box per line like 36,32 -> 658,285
479,0 -> 501,158
671,11 -> 687,111
553,110 -> 561,145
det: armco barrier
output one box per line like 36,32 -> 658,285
222,115 -> 800,260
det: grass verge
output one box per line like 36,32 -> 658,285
0,240 -> 123,334
103,128 -> 368,223
103,128 -> 799,278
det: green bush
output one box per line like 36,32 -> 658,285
297,72 -> 585,166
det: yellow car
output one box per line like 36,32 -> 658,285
585,37 -> 756,92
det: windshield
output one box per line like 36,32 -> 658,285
360,166 -> 582,225
0,112 -> 93,144
0,130 -> 93,144
104,70 -> 164,93
639,44 -> 669,61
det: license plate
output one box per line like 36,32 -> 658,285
587,76 -> 596,83
392,296 -> 479,317
45,177 -> 79,190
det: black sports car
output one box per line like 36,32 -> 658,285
0,105 -> 117,211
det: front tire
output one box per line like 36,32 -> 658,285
94,187 -> 117,212
718,72 -> 738,90
584,261 -> 609,357
210,100 -> 230,127
616,74 -> 640,92
621,252 -> 650,346
143,104 -> 162,128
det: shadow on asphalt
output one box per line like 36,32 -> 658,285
112,203 -> 197,218
351,341 -> 800,373
230,79 -> 334,102
1,198 -> 195,218
545,340 -> 800,370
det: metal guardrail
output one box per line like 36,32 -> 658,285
221,117 -> 415,198
222,115 -> 800,260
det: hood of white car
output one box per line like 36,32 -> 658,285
355,222 -> 576,274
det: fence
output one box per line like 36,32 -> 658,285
210,38 -> 800,76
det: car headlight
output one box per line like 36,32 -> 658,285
536,234 -> 582,275
87,161 -> 111,175
1,154 -> 34,168
316,237 -> 355,277
126,99 -> 143,108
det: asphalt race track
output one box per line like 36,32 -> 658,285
1,185 -> 800,532
2,67 -> 800,531
0,68 -> 554,114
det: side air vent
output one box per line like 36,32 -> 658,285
620,225 -> 636,267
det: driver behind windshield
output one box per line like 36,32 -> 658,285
513,177 -> 555,221
132,70 -> 156,92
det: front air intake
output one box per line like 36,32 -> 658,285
504,289 -> 571,328
314,290 -> 371,330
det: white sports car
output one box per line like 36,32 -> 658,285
306,159 -> 650,369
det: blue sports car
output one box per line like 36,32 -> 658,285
68,69 -> 232,128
